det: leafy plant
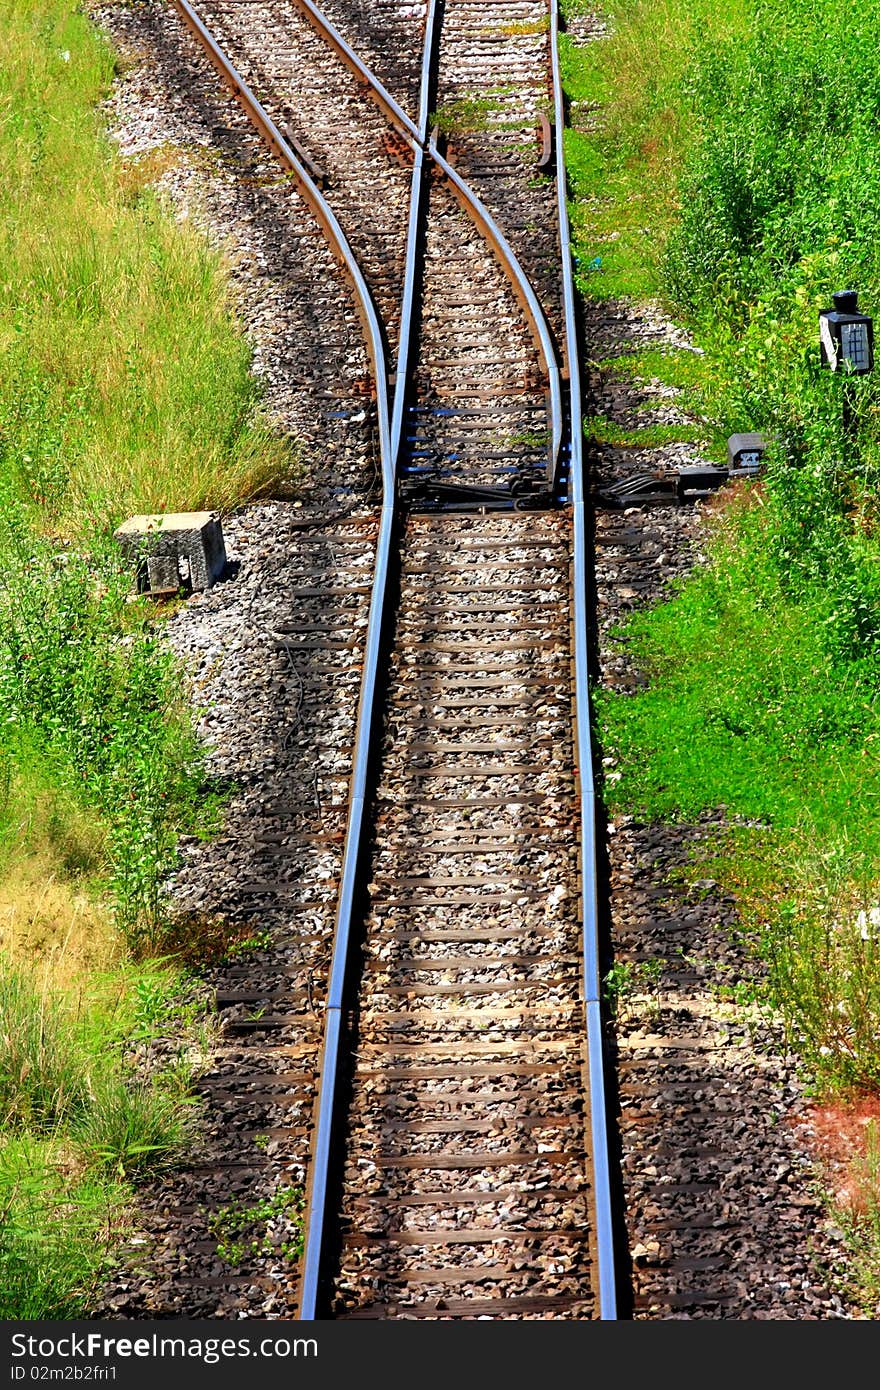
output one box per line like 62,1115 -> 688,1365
207,1187 -> 306,1266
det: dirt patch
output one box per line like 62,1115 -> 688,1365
800,1097 -> 880,1216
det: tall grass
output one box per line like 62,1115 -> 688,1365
0,0 -> 299,534
0,955 -> 211,1317
0,0 -> 297,1317
0,964 -> 87,1130
0,1134 -> 127,1320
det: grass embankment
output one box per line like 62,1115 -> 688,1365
565,0 -> 880,1311
0,1 -> 302,1314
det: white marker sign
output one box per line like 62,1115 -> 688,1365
820,314 -> 839,371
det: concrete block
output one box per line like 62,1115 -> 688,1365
114,512 -> 227,594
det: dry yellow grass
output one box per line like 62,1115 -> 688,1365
0,855 -> 120,991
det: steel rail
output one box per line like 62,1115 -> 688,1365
298,0 -> 442,1321
426,137 -> 563,479
387,0 -> 438,460
549,0 -> 618,1318
168,0 -> 392,385
288,0 -> 563,483
163,0 -> 398,1324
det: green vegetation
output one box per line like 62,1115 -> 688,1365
0,527 -> 220,956
432,91 -> 512,134
0,0 -> 300,1316
561,0 -> 750,298
0,0 -> 298,950
0,1134 -> 128,1320
602,957 -> 665,1023
566,0 -> 880,1305
837,1120 -> 880,1315
0,3 -> 298,531
583,415 -> 704,448
208,1187 -> 306,1266
0,960 -> 211,1317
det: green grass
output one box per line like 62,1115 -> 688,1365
0,0 -> 302,1319
0,964 -> 90,1130
561,0 -> 751,299
0,956 -> 213,1317
591,346 -> 708,387
0,1 -> 300,535
583,415 -> 706,448
74,1075 -> 197,1180
595,463 -> 880,1095
0,524 -> 222,955
0,1133 -> 129,1320
595,502 -> 880,836
569,0 -> 880,1102
570,0 -> 880,1307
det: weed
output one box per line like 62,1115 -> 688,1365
583,415 -> 706,449
432,93 -> 509,134
507,428 -> 551,449
207,1186 -> 306,1266
0,963 -> 87,1130
500,18 -> 549,35
225,928 -> 272,959
603,958 -> 665,1022
603,959 -> 636,1014
74,1073 -> 198,1179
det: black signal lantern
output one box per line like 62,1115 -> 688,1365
819,290 -> 874,375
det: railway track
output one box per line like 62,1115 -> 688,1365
89,0 -> 859,1324
327,509 -> 599,1318
154,0 -> 614,1317
94,0 -> 616,1319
